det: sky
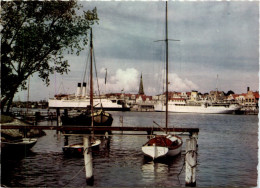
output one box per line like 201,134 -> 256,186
15,1 -> 259,101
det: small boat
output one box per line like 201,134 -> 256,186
62,139 -> 101,156
142,135 -> 183,159
142,1 -> 183,160
1,138 -> 37,151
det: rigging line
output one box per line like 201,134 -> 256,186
83,50 -> 90,84
84,53 -> 90,95
93,48 -> 102,107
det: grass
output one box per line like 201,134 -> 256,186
1,115 -> 14,123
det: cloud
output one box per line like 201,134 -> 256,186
14,1 -> 259,101
152,71 -> 199,94
98,68 -> 139,94
169,73 -> 199,92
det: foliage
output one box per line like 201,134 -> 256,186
1,115 -> 14,123
225,90 -> 235,96
1,1 -> 99,112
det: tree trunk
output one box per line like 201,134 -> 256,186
1,97 -> 8,113
2,84 -> 20,114
6,93 -> 15,114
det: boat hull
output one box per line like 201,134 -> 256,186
142,135 -> 182,160
142,146 -> 169,159
48,98 -> 130,111
63,139 -> 101,156
1,138 -> 37,151
154,102 -> 240,114
61,110 -> 113,126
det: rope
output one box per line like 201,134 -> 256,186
177,149 -> 197,186
177,157 -> 186,177
177,156 -> 186,186
185,150 -> 198,168
63,157 -> 92,186
63,147 -> 93,186
185,150 -> 198,155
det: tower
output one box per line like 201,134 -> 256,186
138,73 -> 145,95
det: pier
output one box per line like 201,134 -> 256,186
1,125 -> 198,135
1,124 -> 199,186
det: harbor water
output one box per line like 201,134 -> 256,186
1,111 -> 258,187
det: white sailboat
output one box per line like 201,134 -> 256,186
142,1 -> 183,160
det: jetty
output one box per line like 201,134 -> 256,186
1,125 -> 198,135
1,124 -> 199,186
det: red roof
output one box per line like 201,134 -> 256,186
231,94 -> 239,98
140,95 -> 153,101
169,98 -> 185,101
253,92 -> 259,99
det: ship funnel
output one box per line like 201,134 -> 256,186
76,83 -> 82,97
82,82 -> 87,97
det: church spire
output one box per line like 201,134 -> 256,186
138,73 -> 144,95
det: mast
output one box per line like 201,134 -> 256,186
165,1 -> 169,133
27,76 -> 30,115
164,1 -> 180,133
90,28 -> 94,128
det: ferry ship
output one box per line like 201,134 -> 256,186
154,99 -> 240,114
48,94 -> 130,111
48,83 -> 130,111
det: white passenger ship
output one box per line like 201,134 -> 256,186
48,96 -> 130,111
48,83 -> 130,111
154,99 -> 240,114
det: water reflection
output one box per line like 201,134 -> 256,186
1,112 -> 258,187
141,154 -> 184,186
1,150 -> 37,186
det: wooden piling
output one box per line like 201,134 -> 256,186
64,135 -> 69,146
56,108 -> 62,134
83,136 -> 94,185
185,137 -> 197,187
56,108 -> 60,125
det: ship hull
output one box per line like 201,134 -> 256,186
48,98 -> 130,111
142,135 -> 182,160
154,102 -> 240,114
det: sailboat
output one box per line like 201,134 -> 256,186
61,28 -> 113,131
142,1 -> 183,160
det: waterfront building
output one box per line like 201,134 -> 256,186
190,91 -> 199,101
209,90 -> 225,102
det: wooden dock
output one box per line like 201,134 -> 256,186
1,124 -> 199,186
1,125 -> 199,136
1,125 -> 199,135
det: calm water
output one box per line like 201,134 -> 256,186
1,111 -> 258,187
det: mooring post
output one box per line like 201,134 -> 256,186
185,132 -> 198,187
64,135 -> 69,146
83,136 -> 94,185
56,108 -> 62,134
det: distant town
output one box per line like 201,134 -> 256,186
12,86 -> 258,115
